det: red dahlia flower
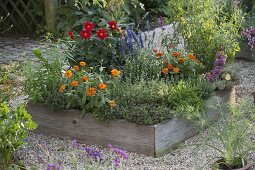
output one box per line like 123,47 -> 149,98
108,21 -> 118,30
97,28 -> 107,40
68,31 -> 75,40
84,21 -> 94,31
80,30 -> 91,39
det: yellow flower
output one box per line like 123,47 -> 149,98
86,87 -> 96,96
98,83 -> 107,90
109,100 -> 116,108
65,70 -> 73,78
111,69 -> 120,77
59,84 -> 66,93
225,73 -> 231,81
89,67 -> 94,70
80,61 -> 87,67
71,81 -> 78,87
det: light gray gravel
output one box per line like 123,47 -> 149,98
1,36 -> 255,170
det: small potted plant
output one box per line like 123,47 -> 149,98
202,98 -> 255,170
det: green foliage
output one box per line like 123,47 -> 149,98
167,77 -> 216,121
23,42 -> 72,109
124,48 -> 204,84
215,64 -> 239,90
0,63 -> 21,102
113,79 -> 174,125
0,102 -> 37,170
168,0 -> 244,70
204,98 -> 255,168
59,65 -> 120,116
240,0 -> 255,13
124,49 -> 162,82
24,41 -> 120,117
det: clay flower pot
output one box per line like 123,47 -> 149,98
212,158 -> 252,170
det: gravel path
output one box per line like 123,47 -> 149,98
1,36 -> 255,170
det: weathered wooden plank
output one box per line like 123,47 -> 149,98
27,103 -> 155,156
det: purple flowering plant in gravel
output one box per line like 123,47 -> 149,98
27,140 -> 127,170
69,140 -> 128,170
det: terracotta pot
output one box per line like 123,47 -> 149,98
212,158 -> 252,170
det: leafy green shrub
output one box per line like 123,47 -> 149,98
23,43 -> 72,109
168,0 -> 244,70
0,102 -> 37,170
167,78 -> 216,121
202,98 -> 255,169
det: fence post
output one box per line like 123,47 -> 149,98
44,0 -> 58,32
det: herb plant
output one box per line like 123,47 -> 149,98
0,102 -> 37,170
113,79 -> 174,125
168,0 -> 244,70
24,47 -> 69,109
203,98 -> 255,169
167,78 -> 215,122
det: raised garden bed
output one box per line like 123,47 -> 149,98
26,86 -> 235,157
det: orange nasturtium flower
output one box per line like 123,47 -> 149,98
173,67 -> 180,73
167,64 -> 173,70
111,69 -> 120,77
80,61 -> 87,67
59,84 -> 66,93
86,87 -> 96,96
178,57 -> 185,63
98,83 -> 107,90
65,70 -> 73,78
71,81 -> 79,87
73,65 -> 80,71
161,68 -> 169,75
109,100 -> 116,108
82,76 -> 88,82
172,51 -> 181,57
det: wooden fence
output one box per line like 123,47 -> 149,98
0,0 -> 45,33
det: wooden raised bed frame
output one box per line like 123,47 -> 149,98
27,86 -> 236,157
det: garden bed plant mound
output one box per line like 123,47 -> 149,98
23,19 -> 238,126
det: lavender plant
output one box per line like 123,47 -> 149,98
207,52 -> 226,82
32,140 -> 128,170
